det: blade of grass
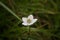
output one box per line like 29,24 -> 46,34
0,2 -> 21,21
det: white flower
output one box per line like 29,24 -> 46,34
22,15 -> 37,26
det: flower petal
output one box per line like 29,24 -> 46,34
22,17 -> 27,23
22,23 -> 28,26
28,15 -> 33,20
27,23 -> 33,25
28,19 -> 37,25
32,19 -> 37,23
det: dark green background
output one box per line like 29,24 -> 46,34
0,0 -> 60,40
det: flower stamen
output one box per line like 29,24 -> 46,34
27,19 -> 31,23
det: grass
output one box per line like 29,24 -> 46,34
0,0 -> 60,40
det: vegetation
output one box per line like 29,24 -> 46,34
0,0 -> 60,40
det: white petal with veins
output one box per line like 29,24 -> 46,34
28,15 -> 33,20
32,19 -> 37,24
28,19 -> 37,25
22,17 -> 27,23
22,23 -> 27,26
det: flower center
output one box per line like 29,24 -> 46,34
27,19 -> 31,23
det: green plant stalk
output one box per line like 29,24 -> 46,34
0,2 -> 21,21
28,26 -> 31,40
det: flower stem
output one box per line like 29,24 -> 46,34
28,26 -> 31,40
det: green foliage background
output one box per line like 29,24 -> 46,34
0,0 -> 60,40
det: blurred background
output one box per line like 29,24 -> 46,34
0,0 -> 60,40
